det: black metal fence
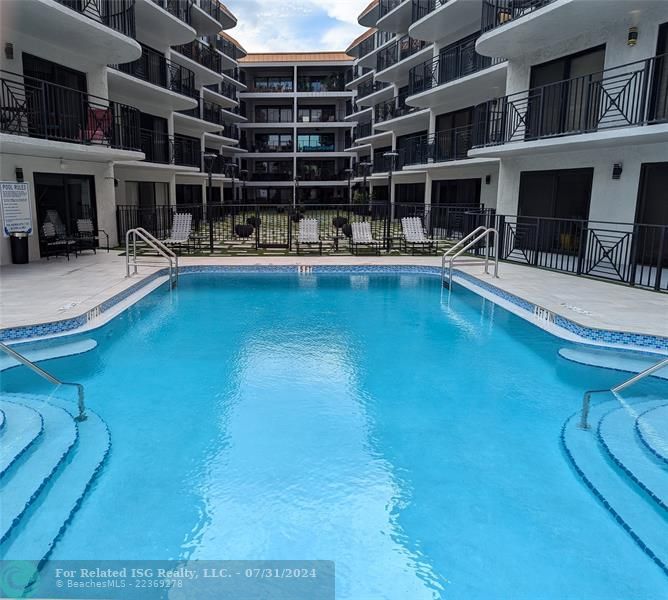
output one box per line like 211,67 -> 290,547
173,39 -> 221,73
152,0 -> 191,24
0,70 -> 141,151
473,54 -> 668,147
481,0 -> 556,32
400,125 -> 473,166
115,203 -> 667,291
56,0 -> 136,38
377,35 -> 428,72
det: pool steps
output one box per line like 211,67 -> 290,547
636,405 -> 668,464
0,394 -> 110,563
562,398 -> 668,576
0,401 -> 43,476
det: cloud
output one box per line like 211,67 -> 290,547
223,0 -> 370,52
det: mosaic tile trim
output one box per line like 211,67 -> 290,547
634,404 -> 668,466
561,413 -> 668,577
596,406 -> 668,512
1,265 -> 666,352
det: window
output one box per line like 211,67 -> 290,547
255,106 -> 293,123
254,134 -> 293,152
253,76 -> 293,92
297,134 -> 335,152
297,106 -> 337,123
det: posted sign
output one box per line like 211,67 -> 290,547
0,182 -> 32,237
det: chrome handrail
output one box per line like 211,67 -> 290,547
126,227 -> 178,287
442,227 -> 499,288
441,226 -> 487,281
579,356 -> 668,429
0,342 -> 86,422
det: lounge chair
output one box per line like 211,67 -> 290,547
40,222 -> 77,260
296,218 -> 322,255
401,217 -> 437,254
350,221 -> 381,255
76,218 -> 109,254
163,212 -> 193,253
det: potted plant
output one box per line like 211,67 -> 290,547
235,224 -> 254,238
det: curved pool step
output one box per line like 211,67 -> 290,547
636,404 -> 668,464
0,408 -> 5,431
598,400 -> 668,512
0,401 -> 44,477
0,396 -> 77,544
0,394 -> 111,562
562,401 -> 668,576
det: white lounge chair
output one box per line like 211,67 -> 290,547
163,212 -> 193,253
350,221 -> 381,255
401,216 -> 437,254
296,218 -> 322,255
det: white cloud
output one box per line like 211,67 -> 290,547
223,0 -> 370,52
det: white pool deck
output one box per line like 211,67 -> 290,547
0,252 -> 666,340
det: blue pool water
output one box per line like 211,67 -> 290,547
2,273 -> 667,599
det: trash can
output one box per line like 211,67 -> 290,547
9,232 -> 29,264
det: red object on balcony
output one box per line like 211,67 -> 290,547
82,107 -> 112,144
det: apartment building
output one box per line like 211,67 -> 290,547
236,52 -> 355,205
348,0 -> 668,261
0,0 -> 245,263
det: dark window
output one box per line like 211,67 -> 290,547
254,133 -> 293,152
518,168 -> 593,220
176,184 -> 202,205
297,134 -> 335,152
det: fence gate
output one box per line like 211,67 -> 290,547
254,205 -> 292,249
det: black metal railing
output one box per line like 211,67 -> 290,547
357,79 -> 390,99
0,70 -> 141,151
377,35 -> 429,72
250,172 -> 293,182
212,36 -> 239,61
151,0 -> 192,23
296,110 -> 348,123
411,0 -> 449,23
202,99 -> 224,124
219,81 -> 238,100
178,96 -> 201,118
198,0 -> 222,23
354,121 -> 373,140
374,93 -> 417,123
358,36 -> 376,59
481,0 -> 556,32
56,0 -> 136,38
140,129 -> 173,163
113,44 -> 196,97
496,215 -> 667,292
473,54 -> 668,147
173,39 -> 221,73
297,78 -> 346,93
379,0 -> 406,17
400,124 -> 473,166
409,36 -> 505,95
173,134 -> 201,167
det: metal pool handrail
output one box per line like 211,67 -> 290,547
447,228 -> 499,290
126,227 -> 178,287
0,341 -> 87,422
441,226 -> 487,281
579,356 -> 668,429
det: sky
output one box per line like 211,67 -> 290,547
222,0 -> 371,53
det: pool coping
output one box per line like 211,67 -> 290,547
1,265 -> 667,355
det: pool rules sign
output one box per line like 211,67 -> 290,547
0,182 -> 32,237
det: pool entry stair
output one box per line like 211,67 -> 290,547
0,393 -> 111,562
126,227 -> 179,288
562,357 -> 668,576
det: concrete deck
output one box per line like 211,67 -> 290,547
0,252 -> 666,339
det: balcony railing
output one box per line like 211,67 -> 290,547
220,81 -> 238,100
173,134 -> 201,167
297,78 -> 346,93
379,0 -> 406,18
212,36 -> 239,61
198,0 -> 222,23
0,70 -> 141,151
173,39 -> 221,73
296,110 -> 348,123
202,99 -> 225,124
377,35 -> 428,72
113,44 -> 196,98
55,0 -> 136,38
374,93 -> 417,123
357,79 -> 390,99
481,0 -> 557,32
411,0 -> 448,23
409,36 -> 505,95
473,54 -> 668,148
250,172 -> 293,182
140,129 -> 173,163
358,36 -> 376,59
151,0 -> 192,24
400,124 -> 472,167
297,170 -> 347,181
354,121 -> 373,140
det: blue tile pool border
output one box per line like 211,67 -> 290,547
1,265 -> 667,353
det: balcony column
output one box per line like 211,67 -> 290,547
85,66 -> 109,100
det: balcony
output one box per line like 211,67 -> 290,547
110,44 -> 197,110
376,36 -> 431,83
481,0 -> 556,33
472,54 -> 668,155
173,134 -> 201,167
151,0 -> 192,24
3,0 -> 141,65
297,77 -> 347,93
354,121 -> 373,141
296,110 -> 349,124
0,70 -> 142,158
377,0 -> 413,34
140,129 -> 173,164
407,36 -> 506,110
190,0 -> 225,34
173,39 -> 222,82
409,0 -> 482,43
400,124 -> 472,167
374,93 -> 418,123
137,1 -> 195,46
358,79 -> 390,100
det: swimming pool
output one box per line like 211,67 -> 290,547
1,272 -> 667,599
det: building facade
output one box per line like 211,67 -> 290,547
0,0 -> 245,264
236,52 -> 355,205
346,0 -> 668,247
